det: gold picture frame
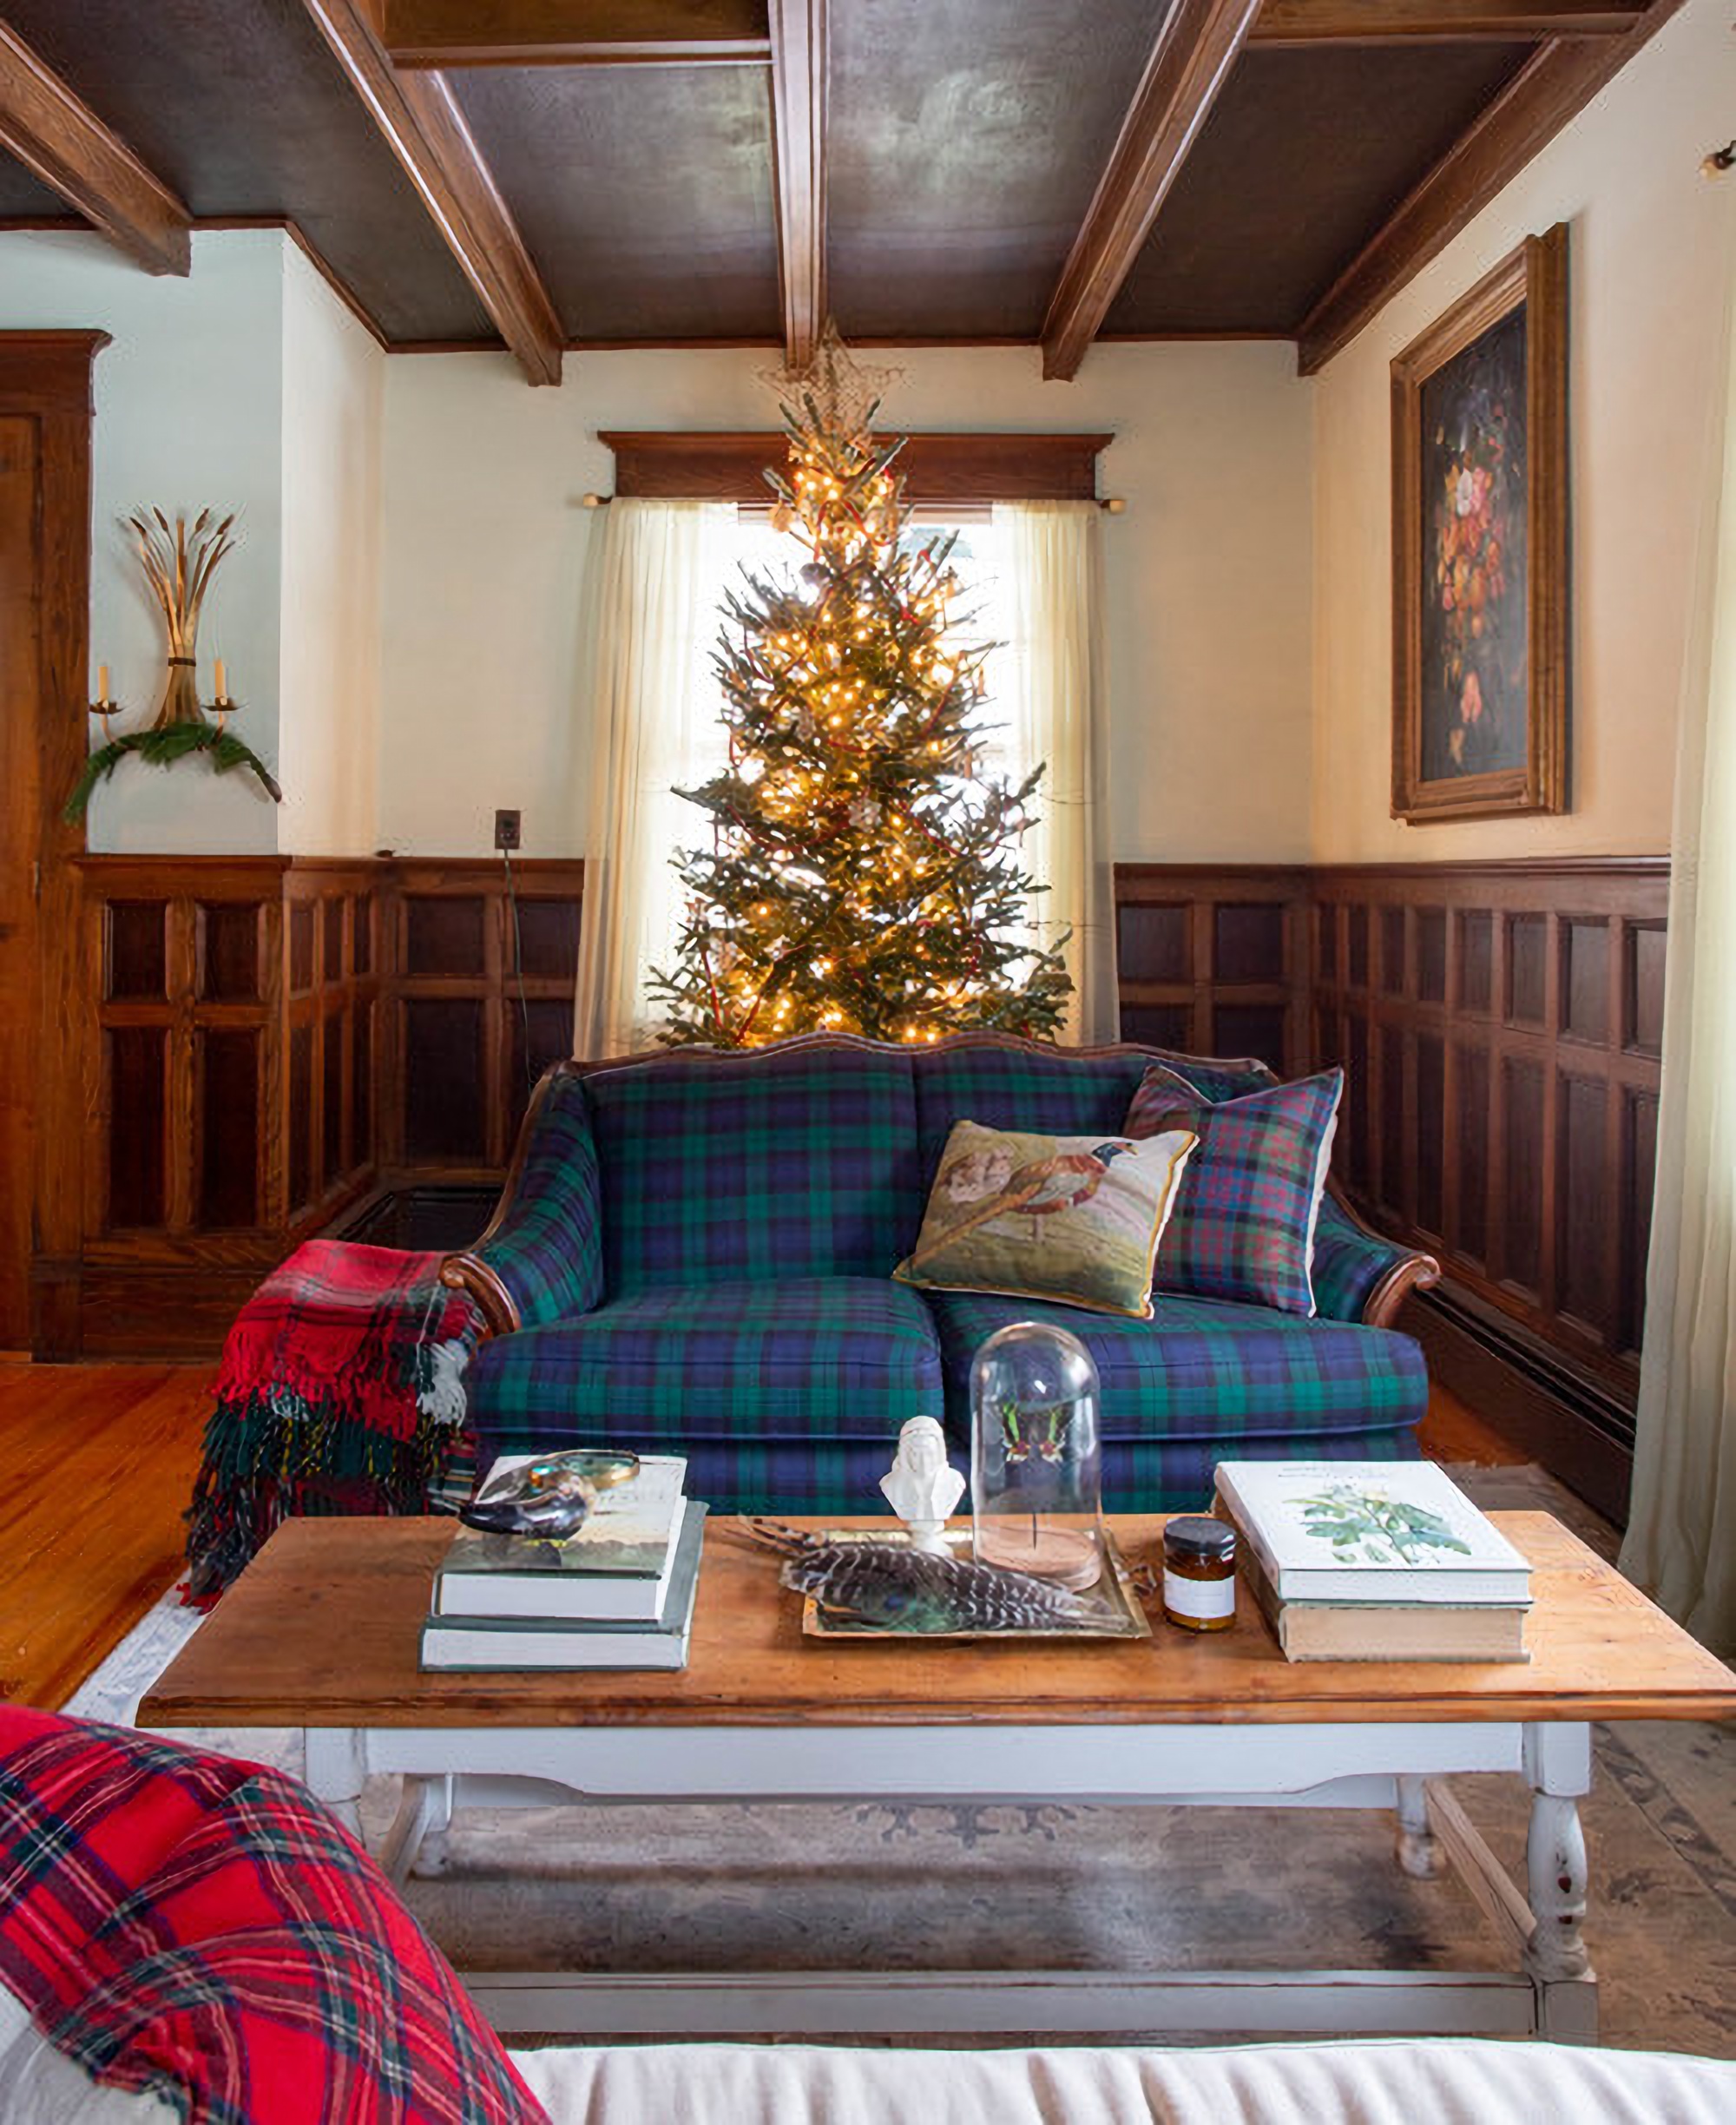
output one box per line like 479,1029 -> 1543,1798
1391,223 -> 1568,824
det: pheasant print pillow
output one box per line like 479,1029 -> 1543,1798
894,1120 -> 1199,1319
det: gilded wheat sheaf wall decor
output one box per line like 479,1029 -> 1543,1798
66,508 -> 282,823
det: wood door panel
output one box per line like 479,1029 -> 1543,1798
0,411 -> 41,1347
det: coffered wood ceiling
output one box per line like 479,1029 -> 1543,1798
0,0 -> 1688,382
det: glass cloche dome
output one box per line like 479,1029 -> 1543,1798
970,1319 -> 1105,1589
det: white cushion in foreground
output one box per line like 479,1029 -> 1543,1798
0,1979 -> 177,2125
509,2036 -> 1736,2125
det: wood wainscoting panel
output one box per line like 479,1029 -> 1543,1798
1117,858 -> 1667,1513
77,858 -> 290,1358
69,855 -> 380,1359
1308,859 -> 1668,1428
1114,865 -> 1309,1076
60,852 -> 582,1357
382,859 -> 584,1185
284,861 -> 382,1231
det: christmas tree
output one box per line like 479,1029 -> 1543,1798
651,332 -> 1072,1049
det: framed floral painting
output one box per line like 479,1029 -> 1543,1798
1391,224 -> 1568,822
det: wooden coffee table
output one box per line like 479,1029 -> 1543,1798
139,1510 -> 1736,2042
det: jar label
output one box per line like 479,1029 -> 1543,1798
1163,1568 -> 1235,1622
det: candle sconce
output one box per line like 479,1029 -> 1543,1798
65,508 -> 282,823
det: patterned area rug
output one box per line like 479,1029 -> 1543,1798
63,1469 -> 1736,2058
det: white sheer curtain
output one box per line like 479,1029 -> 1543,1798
992,501 -> 1116,1043
572,499 -> 735,1057
1620,190 -> 1736,1656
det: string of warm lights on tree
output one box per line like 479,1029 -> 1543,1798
651,326 -> 1071,1049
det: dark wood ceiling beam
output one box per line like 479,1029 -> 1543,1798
374,1 -> 771,67
766,0 -> 826,372
302,2 -> 564,384
1250,0 -> 1646,43
1041,0 -> 1264,382
0,23 -> 190,275
1296,0 -> 1686,375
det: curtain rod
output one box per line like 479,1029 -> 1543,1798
579,493 -> 1128,513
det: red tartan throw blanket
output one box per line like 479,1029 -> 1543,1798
0,1704 -> 546,2123
184,1240 -> 482,1606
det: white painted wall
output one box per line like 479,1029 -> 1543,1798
377,341 -> 1315,860
14,2 -> 1719,879
277,244 -> 385,856
0,228 -> 286,852
1311,0 -> 1736,863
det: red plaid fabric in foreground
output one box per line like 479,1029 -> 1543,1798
0,1706 -> 546,2124
185,1240 -> 482,1604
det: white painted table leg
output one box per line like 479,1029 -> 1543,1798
1395,1773 -> 1443,1878
1522,1724 -> 1597,2041
304,1728 -> 365,1842
379,1775 -> 456,1889
413,1773 -> 455,1878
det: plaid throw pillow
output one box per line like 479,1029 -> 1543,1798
1124,1064 -> 1344,1317
0,1705 -> 545,2125
893,1119 -> 1198,1319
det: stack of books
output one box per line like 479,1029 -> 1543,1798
1213,1459 -> 1533,1663
420,1453 -> 707,1671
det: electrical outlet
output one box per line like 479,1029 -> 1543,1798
493,808 -> 522,851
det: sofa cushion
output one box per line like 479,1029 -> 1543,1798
0,1705 -> 542,2125
911,1043 -> 1269,1183
924,1290 -> 1427,1510
1125,1065 -> 1344,1317
468,1275 -> 943,1451
584,1047 -> 923,1292
894,1120 -> 1198,1318
510,2038 -> 1736,2125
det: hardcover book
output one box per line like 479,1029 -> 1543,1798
436,1494 -> 694,1623
1237,1533 -> 1530,1663
1213,1459 -> 1531,1607
442,1452 -> 687,1594
422,1503 -> 707,1672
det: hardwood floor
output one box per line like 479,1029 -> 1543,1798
1415,1381 -> 1532,1469
0,1363 -> 1527,1714
0,1360 -> 211,1712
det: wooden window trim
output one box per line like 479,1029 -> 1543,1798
599,431 -> 1113,505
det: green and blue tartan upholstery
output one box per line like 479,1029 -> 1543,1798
470,1069 -> 605,1328
583,1047 -> 924,1292
909,1043 -> 1269,1185
1311,1194 -> 1409,1325
464,1275 -> 944,1510
924,1289 -> 1425,1512
1125,1064 -> 1345,1317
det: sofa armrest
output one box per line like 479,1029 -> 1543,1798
1312,1190 -> 1441,1329
442,1063 -> 605,1338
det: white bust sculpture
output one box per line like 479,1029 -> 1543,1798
879,1416 -> 965,1553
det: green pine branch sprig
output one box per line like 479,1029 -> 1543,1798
64,724 -> 284,824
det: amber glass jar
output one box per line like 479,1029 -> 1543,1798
1161,1516 -> 1237,1631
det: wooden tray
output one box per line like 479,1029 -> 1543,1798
798,1529 -> 1154,1642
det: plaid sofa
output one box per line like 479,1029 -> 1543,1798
445,1035 -> 1439,1516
